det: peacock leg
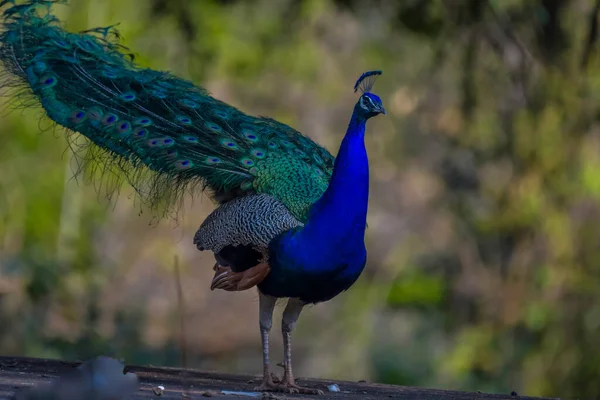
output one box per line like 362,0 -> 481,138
277,298 -> 325,395
254,292 -> 279,392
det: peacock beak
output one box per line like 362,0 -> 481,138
378,105 -> 386,115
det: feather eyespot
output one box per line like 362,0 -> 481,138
181,99 -> 199,108
268,142 -> 277,149
176,116 -> 192,125
243,130 -> 258,141
240,158 -> 255,167
134,117 -> 152,127
166,149 -> 178,158
117,121 -> 132,135
86,107 -> 104,121
175,160 -> 193,169
214,110 -> 228,119
145,136 -> 174,147
69,110 -> 87,125
220,139 -> 238,149
39,74 -> 57,88
250,149 -> 266,159
120,92 -> 136,102
205,157 -> 222,164
133,127 -> 148,138
101,113 -> 119,126
183,136 -> 198,143
147,137 -> 174,148
206,122 -> 222,132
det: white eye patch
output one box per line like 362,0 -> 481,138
359,97 -> 367,109
360,96 -> 376,110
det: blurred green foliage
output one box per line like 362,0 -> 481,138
2,0 -> 600,398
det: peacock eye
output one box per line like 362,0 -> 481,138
359,97 -> 367,109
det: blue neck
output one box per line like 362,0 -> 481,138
295,108 -> 370,261
261,107 -> 371,301
311,111 -> 369,226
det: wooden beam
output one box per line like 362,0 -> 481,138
0,356 -> 560,399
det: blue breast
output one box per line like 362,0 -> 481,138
258,230 -> 367,303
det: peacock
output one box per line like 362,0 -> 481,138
0,0 -> 386,395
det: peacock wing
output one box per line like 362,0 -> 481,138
194,193 -> 303,291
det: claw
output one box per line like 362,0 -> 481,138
277,382 -> 324,395
254,377 -> 324,395
270,372 -> 281,384
253,377 -> 279,392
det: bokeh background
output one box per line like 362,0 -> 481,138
2,0 -> 600,398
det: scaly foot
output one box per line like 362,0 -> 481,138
253,376 -> 279,392
270,372 -> 281,384
254,376 -> 323,395
276,381 -> 325,395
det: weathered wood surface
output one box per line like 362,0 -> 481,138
0,356 -> 560,400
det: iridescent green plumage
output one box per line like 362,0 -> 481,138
0,0 -> 334,221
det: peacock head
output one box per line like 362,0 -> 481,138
353,70 -> 386,119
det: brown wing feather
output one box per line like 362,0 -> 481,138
210,263 -> 271,291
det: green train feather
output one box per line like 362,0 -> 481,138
0,0 -> 334,221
